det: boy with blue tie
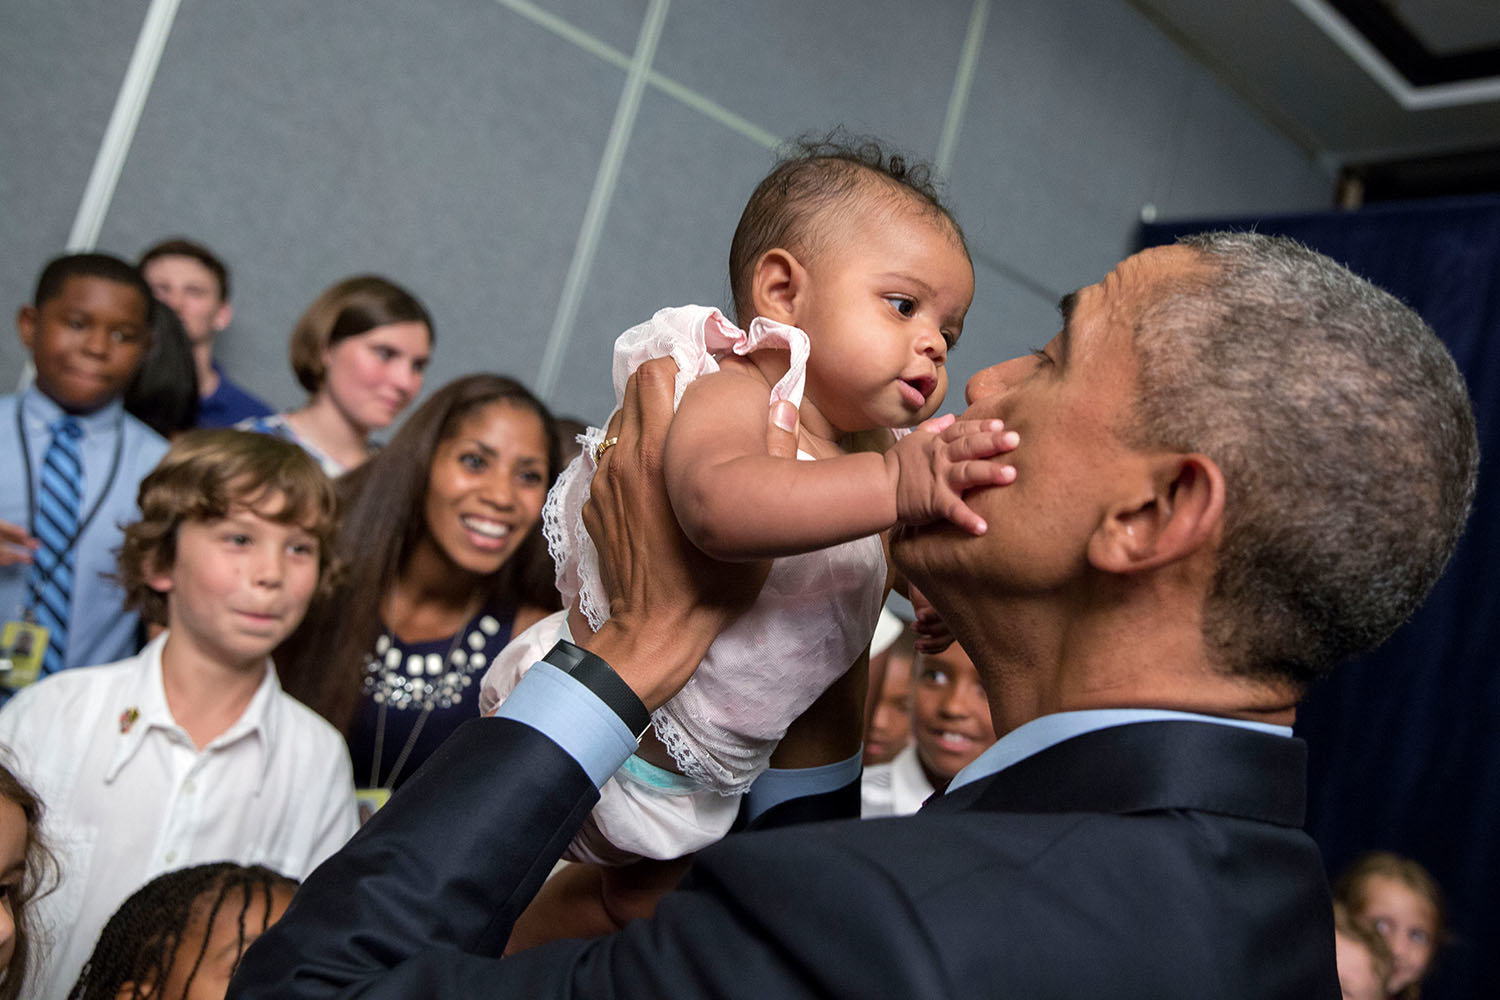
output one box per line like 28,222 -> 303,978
0,253 -> 167,686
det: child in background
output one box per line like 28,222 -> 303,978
1,253 -> 166,683
124,297 -> 200,439
862,639 -> 997,816
238,275 -> 432,476
483,136 -> 1018,866
1335,900 -> 1394,1000
0,430 -> 357,1000
0,760 -> 54,1000
862,608 -> 916,767
67,862 -> 297,1000
139,238 -> 272,429
1334,851 -> 1447,999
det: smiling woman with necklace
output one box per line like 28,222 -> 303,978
276,374 -> 561,803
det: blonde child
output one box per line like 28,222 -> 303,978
1334,851 -> 1447,999
0,430 -> 357,999
482,137 -> 1017,866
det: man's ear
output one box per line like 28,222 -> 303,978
1087,453 -> 1225,574
749,249 -> 809,325
212,300 -> 233,333
16,304 -> 37,350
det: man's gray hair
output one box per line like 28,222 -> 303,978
1129,231 -> 1478,689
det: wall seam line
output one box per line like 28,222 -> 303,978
535,0 -> 670,402
935,0 -> 988,181
67,0 -> 182,251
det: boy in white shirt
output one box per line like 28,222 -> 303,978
861,639 -> 996,817
0,429 -> 358,1000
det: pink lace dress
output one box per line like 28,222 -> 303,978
481,306 -> 885,861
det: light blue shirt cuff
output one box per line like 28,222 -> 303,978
492,662 -> 638,788
742,750 -> 863,824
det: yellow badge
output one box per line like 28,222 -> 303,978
0,619 -> 50,690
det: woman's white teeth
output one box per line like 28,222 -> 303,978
463,517 -> 509,539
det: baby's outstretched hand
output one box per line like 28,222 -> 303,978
885,414 -> 1018,534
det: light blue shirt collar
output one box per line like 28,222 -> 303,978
948,708 -> 1294,792
21,383 -> 125,437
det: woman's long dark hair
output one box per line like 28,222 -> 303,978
124,300 -> 199,438
276,373 -> 562,731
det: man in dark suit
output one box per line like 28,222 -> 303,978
230,233 -> 1477,998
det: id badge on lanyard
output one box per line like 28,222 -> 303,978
0,614 -> 49,689
3,403 -> 125,689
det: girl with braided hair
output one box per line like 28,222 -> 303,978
67,863 -> 296,1000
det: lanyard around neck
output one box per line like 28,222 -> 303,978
15,403 -> 127,607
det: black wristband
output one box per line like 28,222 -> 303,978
542,639 -> 652,741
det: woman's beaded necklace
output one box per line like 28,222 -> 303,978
362,603 -> 505,790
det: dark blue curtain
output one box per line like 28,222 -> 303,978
1141,197 -> 1500,1000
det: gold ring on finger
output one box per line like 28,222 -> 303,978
593,436 -> 620,463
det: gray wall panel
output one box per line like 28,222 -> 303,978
1,0 -> 152,380
948,0 -> 1195,304
653,0 -> 974,156
5,0 -> 1332,433
529,0 -> 652,56
1157,69 -> 1334,218
555,89 -> 776,425
95,0 -> 623,414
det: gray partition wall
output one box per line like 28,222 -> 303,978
2,0 -> 1331,424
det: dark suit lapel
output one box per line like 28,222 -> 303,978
922,721 -> 1306,828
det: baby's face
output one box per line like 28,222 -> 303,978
795,189 -> 973,437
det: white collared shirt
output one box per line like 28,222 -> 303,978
861,744 -> 936,818
0,633 -> 358,1000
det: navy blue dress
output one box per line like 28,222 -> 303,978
347,604 -> 516,793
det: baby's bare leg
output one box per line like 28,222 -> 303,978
505,863 -> 610,954
633,726 -> 679,771
504,857 -> 693,954
770,650 -> 866,768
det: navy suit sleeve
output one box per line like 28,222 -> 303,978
229,713 -> 949,999
228,716 -> 601,998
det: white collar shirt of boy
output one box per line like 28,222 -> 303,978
860,742 -> 934,818
0,631 -> 358,1000
0,387 -> 168,673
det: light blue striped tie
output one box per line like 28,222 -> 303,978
28,416 -> 84,676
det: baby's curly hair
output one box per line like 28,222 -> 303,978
117,429 -> 340,626
728,128 -> 967,323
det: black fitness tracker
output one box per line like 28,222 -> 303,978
542,639 -> 653,741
